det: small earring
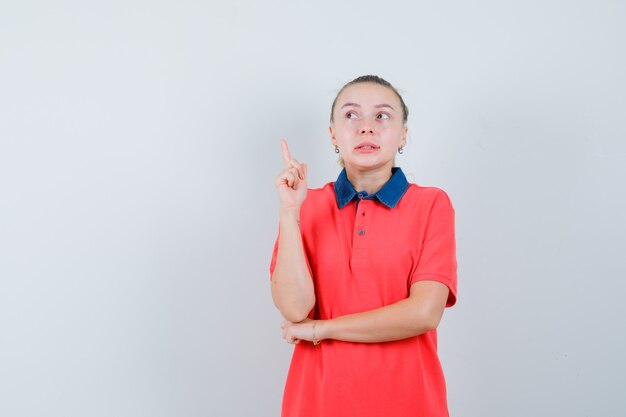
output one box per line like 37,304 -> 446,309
335,145 -> 340,154
398,147 -> 404,154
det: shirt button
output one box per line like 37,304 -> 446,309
358,229 -> 365,236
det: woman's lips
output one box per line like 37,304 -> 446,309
355,143 -> 380,153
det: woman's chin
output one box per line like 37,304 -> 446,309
343,158 -> 393,172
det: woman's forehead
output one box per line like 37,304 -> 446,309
337,83 -> 400,108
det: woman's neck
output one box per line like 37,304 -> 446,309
345,164 -> 394,195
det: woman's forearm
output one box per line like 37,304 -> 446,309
315,282 -> 449,343
271,208 -> 316,322
316,299 -> 434,343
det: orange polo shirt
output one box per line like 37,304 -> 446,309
270,168 -> 458,417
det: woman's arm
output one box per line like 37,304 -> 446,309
271,208 -> 316,323
271,140 -> 315,323
281,280 -> 449,344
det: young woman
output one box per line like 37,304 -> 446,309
270,75 -> 458,417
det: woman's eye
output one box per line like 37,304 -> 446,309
377,113 -> 390,120
346,111 -> 358,119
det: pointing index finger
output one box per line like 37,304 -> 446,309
280,138 -> 292,166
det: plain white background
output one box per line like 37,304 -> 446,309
1,1 -> 625,416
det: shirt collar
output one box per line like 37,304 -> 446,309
334,167 -> 409,209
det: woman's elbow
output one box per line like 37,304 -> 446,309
272,290 -> 315,322
278,300 -> 315,323
415,306 -> 445,333
424,315 -> 442,332
270,272 -> 315,322
280,309 -> 310,323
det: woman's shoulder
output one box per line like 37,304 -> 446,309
307,180 -> 335,192
302,182 -> 337,207
300,182 -> 337,219
402,183 -> 455,212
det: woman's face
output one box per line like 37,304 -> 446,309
330,82 -> 407,172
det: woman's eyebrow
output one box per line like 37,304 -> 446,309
340,103 -> 395,110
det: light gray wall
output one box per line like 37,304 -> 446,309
1,1 -> 624,416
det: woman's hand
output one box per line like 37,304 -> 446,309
275,139 -> 308,211
281,318 -> 321,345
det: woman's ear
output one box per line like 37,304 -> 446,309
329,125 -> 336,146
401,126 -> 408,148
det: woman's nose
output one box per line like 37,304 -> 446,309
359,120 -> 374,135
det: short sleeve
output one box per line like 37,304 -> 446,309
409,190 -> 458,307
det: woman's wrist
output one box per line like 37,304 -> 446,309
316,319 -> 331,342
279,206 -> 301,221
